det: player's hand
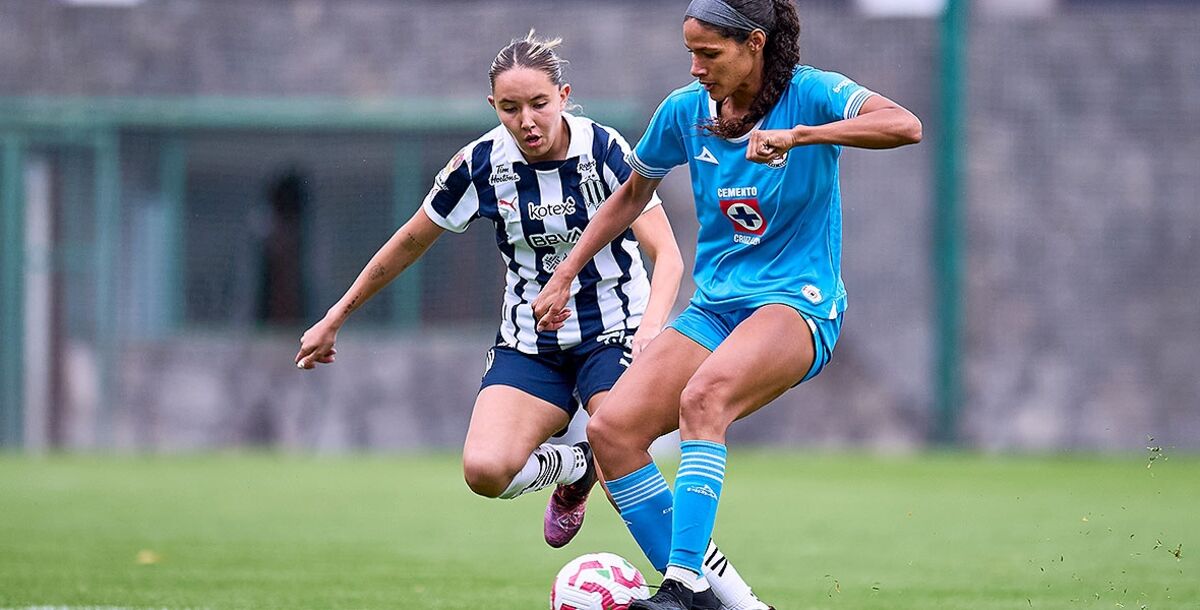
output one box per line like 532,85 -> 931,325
629,323 -> 662,360
532,275 -> 573,332
295,319 -> 339,370
746,128 -> 798,164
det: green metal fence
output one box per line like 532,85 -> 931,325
0,96 -> 639,448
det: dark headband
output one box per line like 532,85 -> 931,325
685,0 -> 770,34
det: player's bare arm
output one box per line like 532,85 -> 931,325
295,208 -> 445,369
628,206 -> 683,357
747,94 -> 922,163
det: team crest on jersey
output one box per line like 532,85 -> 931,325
577,158 -> 606,209
719,190 -> 767,246
766,151 -> 788,169
580,177 -> 606,209
489,163 -> 519,186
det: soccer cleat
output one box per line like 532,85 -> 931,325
691,587 -> 720,610
630,579 -> 694,610
544,441 -> 597,548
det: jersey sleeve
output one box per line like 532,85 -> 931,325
600,127 -> 663,214
421,146 -> 480,233
628,94 -> 687,180
803,69 -> 876,125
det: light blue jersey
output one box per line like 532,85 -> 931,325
629,66 -> 874,320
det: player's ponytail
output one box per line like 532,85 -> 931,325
691,0 -> 801,139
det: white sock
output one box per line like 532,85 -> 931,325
497,443 -> 587,499
703,541 -> 769,610
665,565 -> 711,593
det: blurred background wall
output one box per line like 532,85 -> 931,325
0,0 -> 1196,452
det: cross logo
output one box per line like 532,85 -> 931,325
719,198 -> 767,236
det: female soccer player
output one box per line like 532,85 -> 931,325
294,31 -> 677,548
296,32 -> 771,610
533,1 -> 923,608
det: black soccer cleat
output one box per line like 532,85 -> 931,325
631,579 -> 694,610
691,587 -> 720,610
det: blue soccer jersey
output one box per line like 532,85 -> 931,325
629,66 -> 874,320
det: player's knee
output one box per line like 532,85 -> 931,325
679,378 -> 735,437
587,412 -> 642,464
462,453 -> 515,499
585,413 -> 620,459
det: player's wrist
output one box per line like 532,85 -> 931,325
788,125 -> 812,147
323,308 -> 348,329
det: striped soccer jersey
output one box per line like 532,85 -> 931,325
422,113 -> 662,354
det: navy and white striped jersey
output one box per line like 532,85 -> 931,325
421,113 -> 662,354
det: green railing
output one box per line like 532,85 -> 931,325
933,0 -> 970,445
0,96 -> 641,448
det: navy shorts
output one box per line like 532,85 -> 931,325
479,329 -> 634,417
671,303 -> 843,384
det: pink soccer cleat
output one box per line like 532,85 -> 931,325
544,441 -> 597,548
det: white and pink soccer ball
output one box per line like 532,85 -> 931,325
550,552 -> 650,610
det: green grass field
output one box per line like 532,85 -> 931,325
0,452 -> 1195,609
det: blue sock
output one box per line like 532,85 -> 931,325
607,461 -> 674,573
669,440 -> 727,575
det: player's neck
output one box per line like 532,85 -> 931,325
720,71 -> 763,121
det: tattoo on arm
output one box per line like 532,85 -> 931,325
404,233 -> 427,252
343,296 -> 359,315
368,264 -> 386,281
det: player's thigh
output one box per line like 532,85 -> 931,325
463,385 -> 571,477
588,328 -> 711,450
680,304 -> 816,437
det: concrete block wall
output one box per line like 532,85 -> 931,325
3,1 -> 1195,450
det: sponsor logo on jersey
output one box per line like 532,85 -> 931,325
541,251 -> 569,273
833,78 -> 854,94
766,151 -> 788,169
489,164 -> 519,185
695,146 -> 720,165
497,197 -> 518,219
802,284 -> 823,303
717,186 -> 758,198
528,226 -> 583,248
527,196 -> 577,220
596,328 -> 626,346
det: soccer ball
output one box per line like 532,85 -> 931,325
550,552 -> 650,610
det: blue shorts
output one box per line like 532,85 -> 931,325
479,329 -> 634,417
670,303 -> 843,384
